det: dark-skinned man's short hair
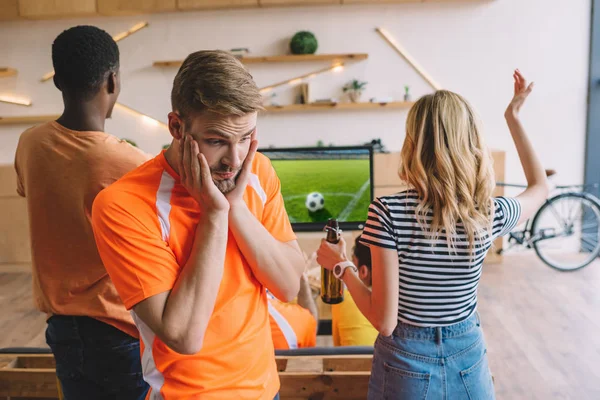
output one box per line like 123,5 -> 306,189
52,25 -> 119,99
354,236 -> 372,272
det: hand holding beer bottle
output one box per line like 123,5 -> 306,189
319,218 -> 345,304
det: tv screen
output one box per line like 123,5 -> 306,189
260,146 -> 374,232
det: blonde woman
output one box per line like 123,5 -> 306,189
317,70 -> 548,399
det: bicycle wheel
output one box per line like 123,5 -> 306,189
531,192 -> 600,271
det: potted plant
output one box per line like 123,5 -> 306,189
404,85 -> 411,101
343,79 -> 368,103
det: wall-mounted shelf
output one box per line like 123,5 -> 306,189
264,101 -> 414,113
153,53 -> 368,67
0,115 -> 57,126
0,103 -> 412,125
1,1 -> 496,21
0,68 -> 18,78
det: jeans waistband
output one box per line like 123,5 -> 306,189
392,312 -> 480,341
46,315 -> 137,345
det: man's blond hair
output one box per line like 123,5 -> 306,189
171,50 -> 263,119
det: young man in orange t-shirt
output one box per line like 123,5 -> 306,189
14,26 -> 150,400
92,50 -> 305,399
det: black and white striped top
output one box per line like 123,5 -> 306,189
360,189 -> 521,327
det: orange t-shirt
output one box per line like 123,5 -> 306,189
14,121 -> 150,338
268,293 -> 316,350
91,151 -> 296,399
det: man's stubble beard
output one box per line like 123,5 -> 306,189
210,166 -> 241,194
213,177 -> 237,194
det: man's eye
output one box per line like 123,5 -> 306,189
240,136 -> 251,143
206,140 -> 224,146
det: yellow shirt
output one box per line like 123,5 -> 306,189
332,289 -> 378,346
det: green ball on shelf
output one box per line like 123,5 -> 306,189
290,31 -> 318,55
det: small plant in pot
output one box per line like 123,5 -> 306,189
343,79 -> 368,103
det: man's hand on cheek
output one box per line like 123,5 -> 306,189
225,139 -> 259,208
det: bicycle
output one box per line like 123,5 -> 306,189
496,173 -> 600,271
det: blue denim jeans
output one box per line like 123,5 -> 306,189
46,315 -> 149,400
368,313 -> 495,400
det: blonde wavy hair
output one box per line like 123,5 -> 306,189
399,90 -> 495,250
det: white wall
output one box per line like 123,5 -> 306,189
0,0 -> 591,187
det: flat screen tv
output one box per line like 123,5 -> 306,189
259,145 -> 374,232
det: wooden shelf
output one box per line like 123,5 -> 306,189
179,0 -> 258,10
0,1 -> 496,20
153,53 -> 368,67
18,0 -> 97,19
0,115 -> 57,125
0,102 -> 410,124
263,101 -> 414,113
98,0 -> 177,16
0,68 -> 18,78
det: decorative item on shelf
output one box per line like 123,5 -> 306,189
369,97 -> 393,104
343,79 -> 368,103
312,98 -> 338,106
121,138 -> 138,147
404,85 -> 411,101
230,48 -> 250,58
299,83 -> 310,104
316,140 -> 325,147
290,31 -> 318,55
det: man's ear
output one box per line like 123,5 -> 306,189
53,75 -> 62,92
359,265 -> 369,280
107,71 -> 117,95
168,112 -> 184,140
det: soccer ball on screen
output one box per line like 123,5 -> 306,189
305,192 -> 325,213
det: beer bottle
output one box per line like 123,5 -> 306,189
320,218 -> 344,304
